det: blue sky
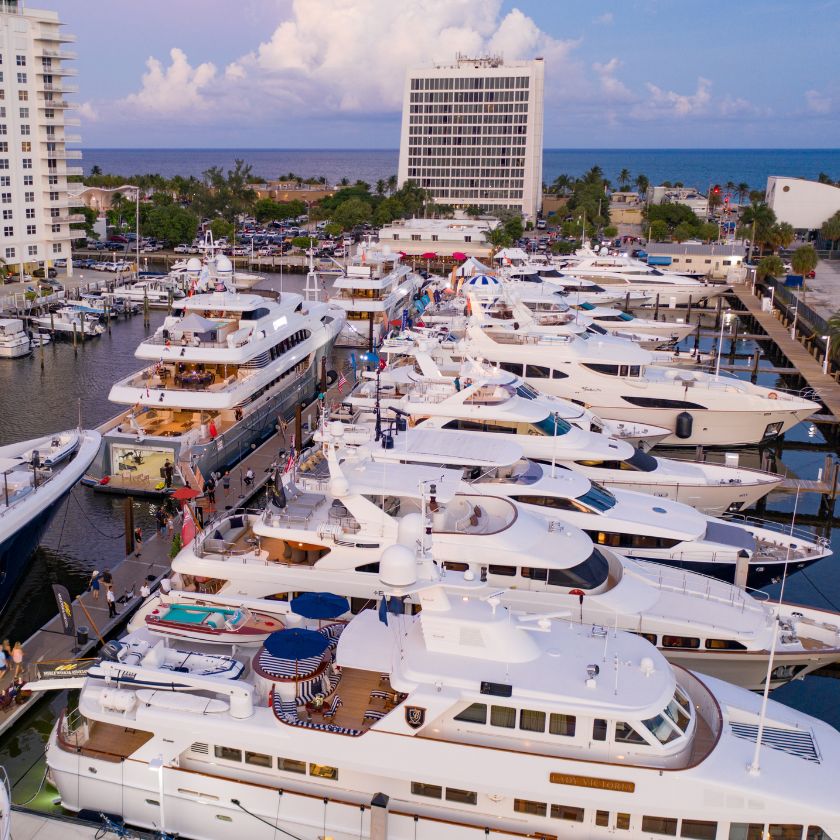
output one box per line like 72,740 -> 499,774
47,0 -> 839,148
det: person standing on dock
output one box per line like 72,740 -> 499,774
11,643 -> 23,679
106,586 -> 117,619
88,569 -> 101,600
222,471 -> 231,494
205,475 -> 216,504
163,460 -> 174,489
134,527 -> 143,557
244,467 -> 255,487
154,507 -> 167,536
0,646 -> 7,680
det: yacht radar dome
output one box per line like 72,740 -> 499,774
379,543 -> 417,588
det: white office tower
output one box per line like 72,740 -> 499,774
0,1 -> 82,277
398,55 -> 544,220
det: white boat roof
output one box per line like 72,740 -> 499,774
378,428 -> 523,468
175,291 -> 291,313
340,458 -> 463,502
0,318 -> 23,330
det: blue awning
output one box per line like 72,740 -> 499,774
290,592 -> 349,621
264,628 -> 331,659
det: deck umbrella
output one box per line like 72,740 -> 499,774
290,592 -> 349,621
451,252 -> 467,261
171,486 -> 200,501
264,628 -> 330,660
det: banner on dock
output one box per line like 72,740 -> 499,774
36,659 -> 96,681
52,583 -> 75,636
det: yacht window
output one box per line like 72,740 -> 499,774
662,635 -> 700,649
515,383 -> 541,400
490,705 -> 516,728
622,396 -> 706,410
585,363 -> 620,375
587,323 -> 609,335
546,549 -> 610,589
807,829 -> 835,840
533,415 -> 573,436
515,799 -> 547,817
488,564 -> 516,576
411,782 -> 442,799
549,713 -> 576,736
597,811 -> 610,827
625,448 -> 658,472
769,827 -> 803,840
213,746 -> 242,762
519,709 -> 546,732
674,688 -> 691,713
446,788 -> 478,805
513,494 -> 590,514
575,484 -> 617,512
244,751 -> 272,767
552,368 -> 569,379
729,825 -> 767,840
454,703 -> 487,724
552,804 -> 585,822
526,364 -> 551,378
615,721 -> 647,744
682,820 -> 718,840
663,695 -> 692,730
500,362 -> 524,376
355,562 -> 381,574
642,713 -> 681,744
617,814 -> 631,830
278,757 -> 306,774
632,632 -> 658,645
444,561 -> 469,572
593,718 -> 608,741
642,817 -> 678,836
309,763 -> 338,780
705,638 -> 747,650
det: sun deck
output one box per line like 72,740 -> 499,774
57,714 -> 153,763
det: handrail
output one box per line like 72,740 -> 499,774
724,513 -> 829,548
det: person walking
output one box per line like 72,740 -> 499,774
106,587 -> 117,619
140,581 -> 151,599
205,475 -> 216,504
11,642 -> 23,679
88,569 -> 101,600
155,506 -> 167,536
222,471 -> 231,494
166,513 -> 175,538
163,459 -> 174,489
134,526 -> 143,557
1,640 -> 11,662
0,646 -> 7,680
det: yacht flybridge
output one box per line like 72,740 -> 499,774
161,442 -> 835,686
46,572 -> 840,840
458,321 -> 818,446
88,283 -> 345,492
328,252 -> 425,347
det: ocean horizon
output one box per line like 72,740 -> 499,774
81,147 -> 840,195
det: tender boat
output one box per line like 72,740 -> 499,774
30,306 -> 105,338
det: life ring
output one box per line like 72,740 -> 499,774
768,391 -> 778,400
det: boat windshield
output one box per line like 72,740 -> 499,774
515,383 -> 541,400
587,323 -> 608,335
577,301 -> 595,311
618,312 -> 634,322
625,448 -> 658,472
575,484 -> 617,512
546,547 -> 610,589
533,415 -> 573,437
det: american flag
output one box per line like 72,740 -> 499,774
337,371 -> 348,393
283,433 -> 296,474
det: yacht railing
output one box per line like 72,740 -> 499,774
630,562 -> 769,608
723,514 -> 830,550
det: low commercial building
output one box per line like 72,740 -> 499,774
609,192 -> 644,226
648,186 -> 708,218
645,243 -> 745,280
766,176 -> 840,231
251,181 -> 336,205
68,183 -> 137,212
376,217 -> 498,257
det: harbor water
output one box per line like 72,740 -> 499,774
0,283 -> 839,811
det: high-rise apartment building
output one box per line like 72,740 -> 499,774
397,55 -> 544,220
0,1 -> 82,278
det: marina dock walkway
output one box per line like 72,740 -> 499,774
731,284 -> 840,419
11,810 -> 100,840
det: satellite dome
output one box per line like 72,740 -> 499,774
379,543 -> 417,588
329,476 -> 349,498
216,254 -> 233,273
186,257 -> 202,272
397,512 -> 422,547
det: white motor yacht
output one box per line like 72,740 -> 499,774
0,428 -> 100,613
0,318 -> 35,358
30,306 -> 105,338
459,321 -> 818,446
44,573 -> 840,839
110,277 -> 186,307
88,282 -> 345,490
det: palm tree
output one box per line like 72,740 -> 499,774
551,174 -> 573,195
826,310 -> 840,363
756,255 -> 784,281
736,182 -> 750,205
740,202 -> 777,256
791,244 -> 818,277
339,177 -> 350,187
771,222 -> 795,251
725,180 -> 735,195
634,173 -> 650,197
375,179 -> 386,196
618,168 -> 631,190
90,164 -> 102,176
820,211 -> 840,255
386,174 -> 398,195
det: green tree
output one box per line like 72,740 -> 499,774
825,310 -> 840,363
748,190 -> 765,206
817,172 -> 835,185
707,189 -> 723,214
195,159 -> 256,222
375,179 -> 386,196
698,222 -> 720,243
617,169 -> 631,190
820,211 -> 840,254
209,218 -> 234,241
332,197 -> 372,230
756,255 -> 785,280
673,222 -> 696,242
72,205 -> 99,239
603,225 -> 618,238
736,182 -> 750,205
90,164 -> 102,176
485,227 -> 513,249
740,202 -> 777,255
386,175 -> 398,195
634,173 -> 650,196
291,236 -> 315,250
645,202 -> 700,232
791,244 -> 818,277
144,204 -> 199,244
648,220 -> 669,241
464,205 -> 483,218
323,222 -> 343,238
770,222 -> 795,251
550,174 -> 574,195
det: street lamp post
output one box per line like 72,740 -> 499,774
823,335 -> 832,375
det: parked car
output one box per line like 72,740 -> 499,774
173,244 -> 190,254
33,266 -> 58,279
53,258 -> 67,268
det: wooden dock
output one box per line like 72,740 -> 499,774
730,285 -> 840,418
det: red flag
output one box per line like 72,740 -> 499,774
181,505 -> 196,547
337,371 -> 348,393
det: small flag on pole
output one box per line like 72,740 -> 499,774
337,371 -> 348,393
283,433 -> 296,474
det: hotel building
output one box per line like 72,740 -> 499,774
397,55 -> 544,220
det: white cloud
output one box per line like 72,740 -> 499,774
592,58 -> 634,101
637,76 -> 712,118
805,88 -> 832,114
718,95 -> 770,118
76,101 -> 98,121
594,12 -> 614,25
123,48 -> 217,114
